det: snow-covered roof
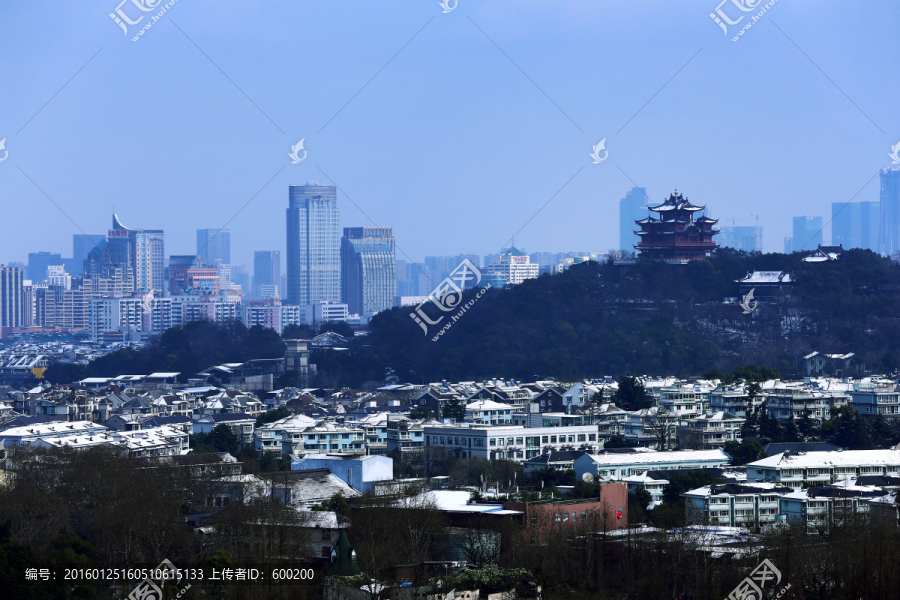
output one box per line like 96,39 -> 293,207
750,449 -> 900,469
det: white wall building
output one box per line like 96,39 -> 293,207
574,448 -> 731,481
424,424 -> 600,461
747,449 -> 900,489
486,248 -> 538,285
290,454 -> 393,495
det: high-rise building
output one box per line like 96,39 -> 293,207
791,217 -> 823,253
486,248 -> 538,285
784,237 -> 793,254
197,229 -> 231,265
718,225 -> 763,253
620,187 -> 648,252
832,202 -> 879,251
231,264 -> 250,294
254,251 -> 281,298
880,167 -> 900,256
286,182 -> 340,306
0,265 -> 24,329
341,227 -> 396,317
26,252 -> 64,282
73,235 -> 106,276
135,230 -> 165,292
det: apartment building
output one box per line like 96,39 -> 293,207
683,482 -> 792,528
747,449 -> 900,489
424,424 -> 600,461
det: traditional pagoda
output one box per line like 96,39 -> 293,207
634,189 -> 719,261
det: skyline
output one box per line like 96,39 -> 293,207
1,1 -> 898,268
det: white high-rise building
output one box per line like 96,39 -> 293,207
487,248 -> 538,285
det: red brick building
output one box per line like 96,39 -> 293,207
504,483 -> 628,541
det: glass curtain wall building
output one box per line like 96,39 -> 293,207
286,183 -> 341,306
341,227 -> 396,317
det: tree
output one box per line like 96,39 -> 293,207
732,364 -> 780,383
190,424 -> 241,455
442,400 -> 466,422
614,376 -> 653,411
319,320 -> 354,337
409,406 -> 435,420
722,440 -> 766,465
255,406 -> 291,427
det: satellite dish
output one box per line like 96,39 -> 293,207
582,472 -> 595,483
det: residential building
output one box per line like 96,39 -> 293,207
486,248 -> 538,286
286,182 -> 341,306
281,422 -> 365,455
779,487 -> 882,532
658,383 -> 711,418
197,229 -> 231,265
424,424 -> 600,461
619,187 -> 647,252
880,167 -> 900,256
803,351 -> 858,378
685,411 -> 744,449
574,448 -> 731,481
832,201 -> 879,251
851,381 -> 900,417
134,230 -> 165,292
709,385 -> 764,417
465,400 -> 514,425
193,413 -> 256,446
682,483 -> 792,528
747,449 -> 900,489
0,420 -> 108,447
253,251 -> 281,298
522,450 -> 587,474
0,265 -> 24,330
340,227 -> 396,317
621,473 -> 669,503
791,216 -> 823,253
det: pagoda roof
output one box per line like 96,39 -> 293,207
696,216 -> 719,223
647,190 -> 705,213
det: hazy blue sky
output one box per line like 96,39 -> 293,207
1,0 -> 897,270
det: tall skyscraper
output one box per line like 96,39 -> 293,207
718,225 -> 763,252
286,183 -> 341,306
0,265 -> 24,329
619,187 -> 648,252
791,217 -> 823,253
73,234 -> 106,276
880,167 -> 900,256
26,252 -> 64,282
254,251 -> 281,297
341,227 -> 396,317
832,201 -> 879,251
197,229 -> 231,265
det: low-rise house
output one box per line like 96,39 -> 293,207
32,424 -> 189,457
685,411 -> 744,449
620,473 -> 669,503
851,381 -> 900,418
522,450 -> 587,474
709,384 -> 764,417
658,383 -> 711,418
574,448 -> 731,481
464,399 -> 514,425
682,482 -> 792,528
193,413 -> 255,446
253,413 -> 318,458
747,449 -> 900,489
0,420 -> 108,448
266,469 -> 362,508
779,486 -> 883,532
290,454 -> 393,495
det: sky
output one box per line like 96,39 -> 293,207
0,0 -> 898,271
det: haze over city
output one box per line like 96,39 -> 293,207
1,0 -> 898,267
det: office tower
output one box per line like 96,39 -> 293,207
341,227 -> 396,317
0,265 -> 24,328
784,237 -> 793,254
135,230 -> 165,292
254,251 -> 281,297
197,229 -> 231,265
73,234 -> 106,276
791,217 -> 823,253
832,201 -> 880,251
26,252 -> 64,282
718,226 -> 763,252
619,187 -> 648,252
286,182 -> 340,306
880,167 -> 900,255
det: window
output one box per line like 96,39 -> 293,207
499,439 -> 505,446
516,437 -> 524,445
568,436 -> 575,443
571,512 -> 576,521
507,438 -> 515,445
578,434 -> 586,442
580,511 -> 586,520
489,439 -> 496,446
588,434 -> 596,441
551,436 -> 557,443
542,436 -> 549,443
